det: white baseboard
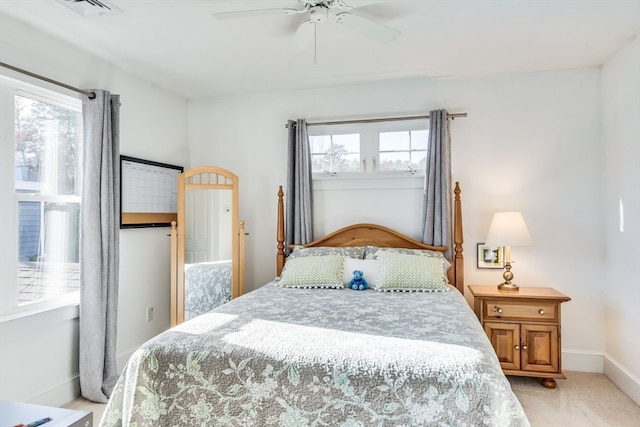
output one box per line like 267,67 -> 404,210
562,349 -> 604,373
604,353 -> 640,406
29,375 -> 80,408
24,349 -> 137,408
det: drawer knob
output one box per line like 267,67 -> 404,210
538,309 -> 545,315
496,307 -> 503,314
522,345 -> 528,351
514,345 -> 520,350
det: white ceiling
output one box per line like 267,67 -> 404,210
1,0 -> 639,99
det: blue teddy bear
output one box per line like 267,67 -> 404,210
349,270 -> 368,290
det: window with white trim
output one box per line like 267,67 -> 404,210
1,75 -> 82,316
307,119 -> 428,177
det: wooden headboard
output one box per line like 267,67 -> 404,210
275,183 -> 465,293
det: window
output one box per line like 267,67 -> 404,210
378,129 -> 428,172
1,75 -> 82,316
307,119 -> 428,177
309,133 -> 361,174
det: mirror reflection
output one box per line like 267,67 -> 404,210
171,166 -> 244,326
183,188 -> 233,321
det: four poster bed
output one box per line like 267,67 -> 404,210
100,183 -> 529,426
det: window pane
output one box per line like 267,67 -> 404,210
309,135 -> 331,154
311,153 -> 331,173
310,133 -> 360,173
17,201 -> 80,305
412,151 -> 427,170
411,130 -> 428,150
379,152 -> 410,171
332,134 -> 359,153
333,153 -> 361,172
380,131 -> 410,151
15,95 -> 82,196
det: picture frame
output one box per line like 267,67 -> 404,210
477,243 -> 504,269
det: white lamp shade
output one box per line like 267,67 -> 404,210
485,211 -> 532,247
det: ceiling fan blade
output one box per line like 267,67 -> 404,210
331,0 -> 387,10
334,12 -> 400,42
214,8 -> 304,20
292,20 -> 315,50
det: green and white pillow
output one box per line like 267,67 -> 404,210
376,251 -> 449,292
364,246 -> 451,276
277,255 -> 345,289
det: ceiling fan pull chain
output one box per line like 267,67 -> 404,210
314,23 -> 318,65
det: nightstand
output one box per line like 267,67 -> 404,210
468,285 -> 571,388
0,400 -> 92,426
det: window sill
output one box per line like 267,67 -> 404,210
0,293 -> 80,324
313,174 -> 424,191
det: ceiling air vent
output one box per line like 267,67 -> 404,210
55,0 -> 122,17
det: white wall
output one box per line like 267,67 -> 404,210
0,12 -> 188,406
601,33 -> 640,404
189,68 -> 605,374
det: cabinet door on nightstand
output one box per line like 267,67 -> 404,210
520,324 -> 559,373
484,322 -> 520,370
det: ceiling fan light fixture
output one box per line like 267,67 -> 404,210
309,6 -> 329,23
214,0 -> 401,49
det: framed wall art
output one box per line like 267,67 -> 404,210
477,243 -> 504,269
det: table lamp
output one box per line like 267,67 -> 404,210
485,211 -> 532,291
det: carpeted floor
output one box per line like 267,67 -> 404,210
508,371 -> 640,427
64,371 -> 639,426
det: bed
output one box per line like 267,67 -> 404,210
184,261 -> 232,321
100,183 -> 529,426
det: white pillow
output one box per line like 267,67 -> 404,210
277,255 -> 345,289
342,258 -> 378,288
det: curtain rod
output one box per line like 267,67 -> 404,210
0,61 -> 96,99
285,112 -> 467,128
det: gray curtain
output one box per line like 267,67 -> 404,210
421,109 -> 453,259
79,90 -> 120,403
285,119 -> 313,254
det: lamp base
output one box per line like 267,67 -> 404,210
497,261 -> 519,291
498,282 -> 519,291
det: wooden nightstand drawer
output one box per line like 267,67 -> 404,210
483,300 -> 558,322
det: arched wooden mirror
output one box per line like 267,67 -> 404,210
170,166 -> 245,326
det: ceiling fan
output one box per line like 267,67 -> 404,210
213,0 -> 401,50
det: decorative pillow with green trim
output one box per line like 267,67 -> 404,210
364,246 -> 451,274
277,255 -> 345,289
375,251 -> 450,292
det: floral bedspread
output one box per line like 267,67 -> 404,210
101,284 -> 529,426
184,261 -> 232,321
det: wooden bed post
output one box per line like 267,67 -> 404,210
453,182 -> 464,294
239,220 -> 246,296
170,220 -> 178,327
276,186 -> 285,276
